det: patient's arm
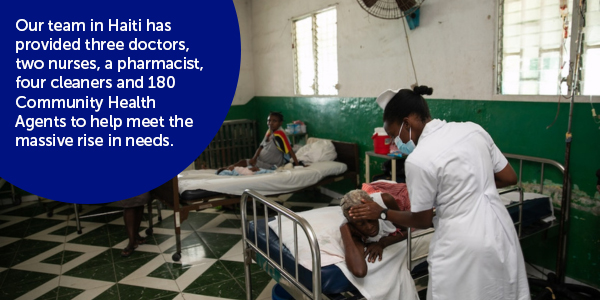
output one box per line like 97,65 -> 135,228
365,232 -> 407,263
290,150 -> 300,166
249,146 -> 263,166
340,223 -> 368,278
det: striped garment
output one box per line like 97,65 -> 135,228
266,129 -> 292,154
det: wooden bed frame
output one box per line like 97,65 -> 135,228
150,140 -> 360,261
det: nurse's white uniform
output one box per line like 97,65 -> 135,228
405,119 -> 530,300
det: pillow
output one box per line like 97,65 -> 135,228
295,139 -> 337,163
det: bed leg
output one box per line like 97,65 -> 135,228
243,247 -> 253,300
172,212 -> 182,262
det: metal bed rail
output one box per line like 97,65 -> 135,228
241,189 -> 324,300
405,153 -> 566,282
196,119 -> 258,169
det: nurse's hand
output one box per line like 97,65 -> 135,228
349,200 -> 383,220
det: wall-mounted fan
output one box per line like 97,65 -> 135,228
357,0 -> 423,29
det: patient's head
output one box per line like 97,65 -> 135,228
340,190 -> 380,238
267,112 -> 284,132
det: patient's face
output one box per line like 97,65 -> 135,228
349,199 -> 380,238
267,115 -> 282,132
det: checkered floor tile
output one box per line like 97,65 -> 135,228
0,190 -> 337,300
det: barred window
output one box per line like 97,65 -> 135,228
498,0 -> 600,95
293,8 -> 338,96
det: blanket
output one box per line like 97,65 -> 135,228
269,206 -> 430,300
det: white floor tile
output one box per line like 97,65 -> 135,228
15,276 -> 59,300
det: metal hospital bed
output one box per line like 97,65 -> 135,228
241,153 -> 566,300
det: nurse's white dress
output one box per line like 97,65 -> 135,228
405,119 -> 530,300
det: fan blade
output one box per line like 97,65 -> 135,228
396,0 -> 416,12
362,0 -> 379,8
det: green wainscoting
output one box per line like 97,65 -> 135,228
227,96 -> 600,287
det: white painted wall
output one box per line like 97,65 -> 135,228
232,0 -> 256,105
250,0 -> 498,100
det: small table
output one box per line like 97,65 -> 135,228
287,132 -> 308,146
365,151 -> 404,183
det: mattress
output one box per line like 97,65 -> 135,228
177,161 -> 347,196
501,191 -> 555,232
247,218 -> 429,295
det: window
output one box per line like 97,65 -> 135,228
293,8 -> 338,96
498,0 -> 600,95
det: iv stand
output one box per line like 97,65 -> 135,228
556,0 -> 585,284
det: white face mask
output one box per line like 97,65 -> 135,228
394,122 -> 416,155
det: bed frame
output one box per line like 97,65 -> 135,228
151,140 -> 359,262
406,153 -> 567,290
241,153 -> 568,299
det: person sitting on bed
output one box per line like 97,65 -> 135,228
339,189 -> 407,278
227,112 -> 300,170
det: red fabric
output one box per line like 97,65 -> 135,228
361,181 -> 411,211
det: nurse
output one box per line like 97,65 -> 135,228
350,86 -> 530,300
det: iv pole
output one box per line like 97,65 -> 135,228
556,0 -> 585,284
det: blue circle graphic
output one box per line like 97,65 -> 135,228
0,0 -> 241,203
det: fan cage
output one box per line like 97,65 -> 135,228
356,0 -> 424,20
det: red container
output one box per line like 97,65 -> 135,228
372,133 -> 392,154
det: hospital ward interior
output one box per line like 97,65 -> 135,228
2,0 -> 600,299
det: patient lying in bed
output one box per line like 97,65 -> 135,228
339,189 -> 407,278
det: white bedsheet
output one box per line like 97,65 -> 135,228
269,206 -> 431,300
177,161 -> 347,196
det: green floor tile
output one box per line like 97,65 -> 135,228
217,219 -> 242,229
184,278 -> 246,300
92,284 -> 118,300
0,277 -> 58,300
68,225 -> 110,247
36,286 -> 84,300
236,269 -> 273,299
63,250 -> 116,282
147,262 -> 191,280
2,205 -> 46,217
48,226 -> 79,236
113,251 -> 159,281
163,234 -> 216,258
183,261 -> 234,291
220,260 -> 262,278
41,250 -> 84,265
11,239 -> 62,267
153,215 -> 194,231
197,232 -> 241,257
1,269 -> 57,287
185,212 -> 220,230
0,252 -> 16,268
147,233 -> 172,245
0,239 -> 21,255
0,220 -> 8,226
117,283 -> 179,300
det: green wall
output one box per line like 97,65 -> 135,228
227,96 -> 600,287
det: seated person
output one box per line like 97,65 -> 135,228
339,189 -> 407,278
228,112 -> 299,169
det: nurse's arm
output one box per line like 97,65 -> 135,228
494,163 -> 518,188
349,201 -> 433,229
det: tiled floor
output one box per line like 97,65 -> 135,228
0,191 -> 335,300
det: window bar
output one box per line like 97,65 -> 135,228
496,0 -> 505,94
312,14 -> 319,95
292,20 -> 300,95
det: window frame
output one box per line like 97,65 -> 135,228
291,5 -> 338,96
493,0 -> 600,102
